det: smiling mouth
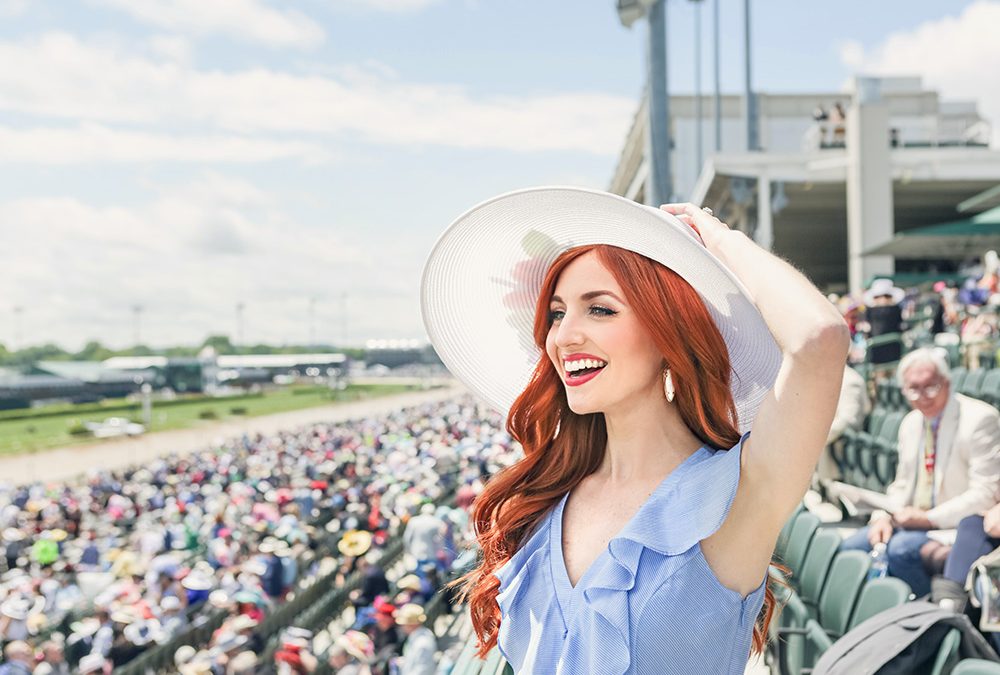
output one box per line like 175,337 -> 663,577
564,363 -> 606,385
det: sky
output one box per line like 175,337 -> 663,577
1,0 -> 997,351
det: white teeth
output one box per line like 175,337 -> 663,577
564,358 -> 607,373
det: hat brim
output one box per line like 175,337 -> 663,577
863,287 -> 905,305
420,186 -> 781,433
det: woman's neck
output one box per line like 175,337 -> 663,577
599,396 -> 703,485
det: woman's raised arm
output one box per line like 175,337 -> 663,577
662,203 -> 850,528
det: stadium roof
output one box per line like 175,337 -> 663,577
864,206 -> 1000,259
35,361 -> 139,384
216,353 -> 346,368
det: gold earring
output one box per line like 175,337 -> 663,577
663,368 -> 675,403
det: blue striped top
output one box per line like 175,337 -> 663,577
493,432 -> 766,675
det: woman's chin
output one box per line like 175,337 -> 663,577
566,396 -> 603,416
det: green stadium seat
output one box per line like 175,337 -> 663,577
452,638 -> 484,675
774,551 -> 871,675
781,511 -> 821,581
979,369 -> 1000,406
797,529 -> 842,617
845,408 -> 888,487
961,369 -> 988,398
930,629 -> 964,675
951,366 -> 969,392
481,646 -> 505,675
952,658 -> 1000,675
865,411 -> 906,491
815,550 -> 872,638
775,504 -> 806,562
847,576 -> 913,627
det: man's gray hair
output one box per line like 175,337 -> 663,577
896,347 -> 951,386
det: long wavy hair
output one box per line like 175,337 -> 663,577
450,244 -> 779,657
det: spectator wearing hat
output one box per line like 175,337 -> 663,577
328,630 -> 374,675
259,541 -> 285,600
159,594 -> 188,637
2,528 -> 27,572
226,651 -> 258,675
395,604 -> 436,675
394,575 -> 431,606
181,571 -> 213,607
75,653 -> 108,675
861,278 -> 907,369
273,629 -> 318,675
367,598 -> 401,673
0,641 -> 34,675
174,644 -> 197,671
0,596 -> 33,643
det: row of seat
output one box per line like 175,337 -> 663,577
873,366 -> 1000,412
836,365 -> 1000,494
834,405 -> 905,492
449,639 -> 512,675
769,507 -> 917,674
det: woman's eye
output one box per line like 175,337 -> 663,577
547,309 -> 565,323
590,305 -> 616,317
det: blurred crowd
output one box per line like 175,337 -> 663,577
830,249 -> 1000,373
0,397 -> 521,674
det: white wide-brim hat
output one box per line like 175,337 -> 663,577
863,278 -> 905,306
420,186 -> 781,433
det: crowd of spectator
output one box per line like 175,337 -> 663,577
0,396 -> 521,674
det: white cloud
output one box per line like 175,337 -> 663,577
148,35 -> 194,65
0,175 -> 390,349
0,32 -> 634,156
0,124 -> 330,164
837,39 -> 864,70
92,0 -> 325,48
333,0 -> 444,12
840,1 -> 1000,145
0,0 -> 27,17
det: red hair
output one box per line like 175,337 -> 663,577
449,244 -> 779,657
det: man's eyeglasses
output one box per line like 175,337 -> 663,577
902,382 -> 943,401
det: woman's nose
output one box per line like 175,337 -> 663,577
553,312 -> 585,349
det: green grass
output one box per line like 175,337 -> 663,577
0,384 -> 418,457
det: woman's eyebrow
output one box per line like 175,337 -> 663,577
550,290 -> 623,303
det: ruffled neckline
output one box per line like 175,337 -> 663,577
494,431 -> 753,675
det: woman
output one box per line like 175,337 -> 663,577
421,187 -> 849,673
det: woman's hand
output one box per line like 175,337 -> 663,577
659,202 -> 733,252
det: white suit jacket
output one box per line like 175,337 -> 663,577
879,393 -> 1000,528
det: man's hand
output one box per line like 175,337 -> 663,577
983,504 -> 1000,538
868,517 -> 894,546
893,506 -> 934,531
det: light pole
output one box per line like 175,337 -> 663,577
691,0 -> 704,177
235,302 -> 245,348
743,0 -> 758,151
308,296 -> 316,349
340,293 -> 348,348
131,304 -> 143,347
713,0 -> 721,152
617,0 -> 673,205
12,306 -> 23,351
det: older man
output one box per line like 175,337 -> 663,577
840,348 -> 1000,595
